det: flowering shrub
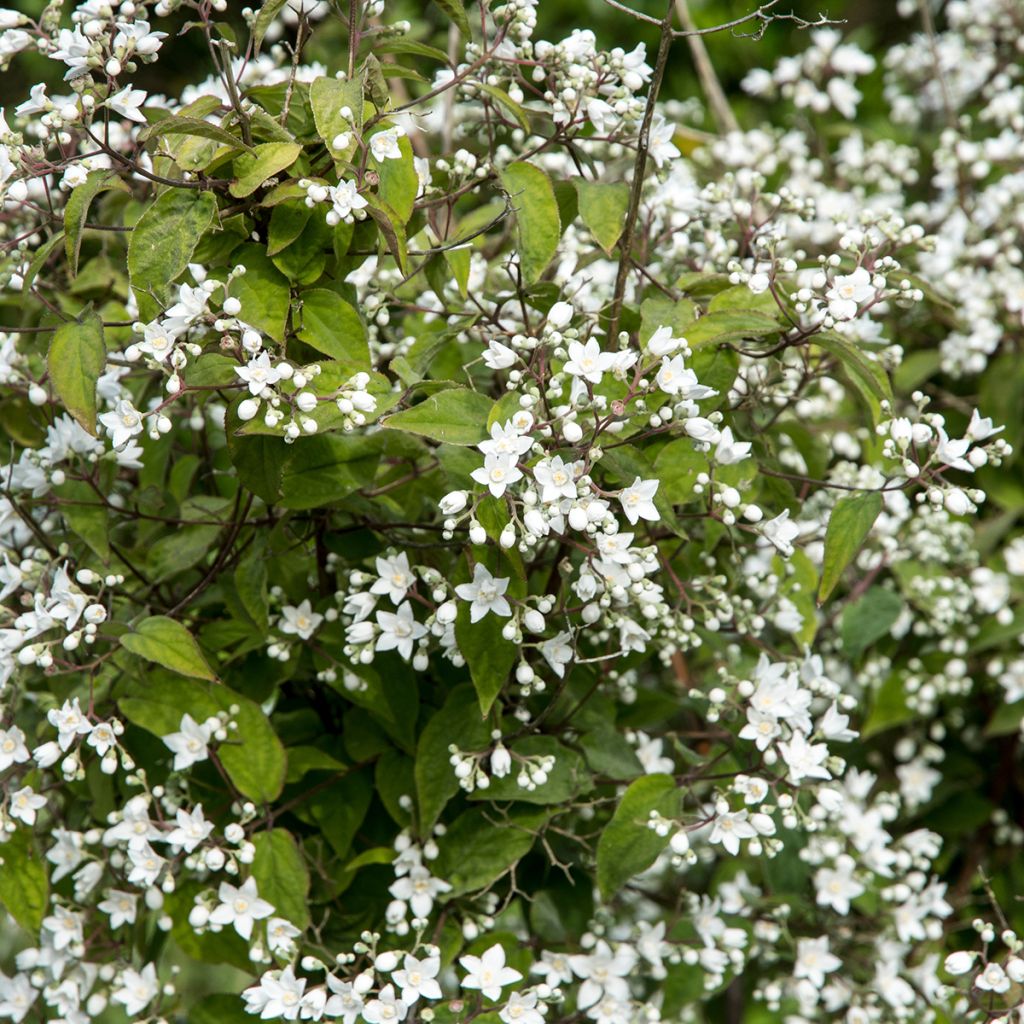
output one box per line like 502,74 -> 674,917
1,0 -> 1024,1022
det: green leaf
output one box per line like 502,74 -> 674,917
415,685 -> 490,832
229,245 -> 292,340
141,115 -> 252,152
364,194 -> 409,273
818,492 -> 883,603
252,829 -> 310,928
227,430 -> 288,504
267,200 -> 312,256
382,388 -> 492,446
47,311 -> 106,435
455,602 -> 517,716
147,524 -> 219,582
684,310 -> 780,347
432,0 -> 470,36
575,180 -> 630,255
816,333 -> 893,424
295,288 -> 370,368
128,188 -> 218,321
55,479 -> 110,560
862,674 -> 913,738
500,162 -> 561,284
306,768 -> 373,858
596,773 -> 681,900
841,587 -> 904,660
652,439 -> 706,506
985,699 -> 1024,738
310,76 -> 363,162
229,142 -> 302,198
120,615 -> 217,681
376,135 -> 418,223
190,994 -> 254,1024
234,553 -> 269,633
279,434 -> 381,509
118,674 -> 287,803
435,807 -> 544,896
0,828 -> 49,933
252,0 -> 289,52
64,170 -> 129,276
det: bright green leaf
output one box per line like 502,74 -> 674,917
500,162 -> 560,284
120,615 -> 217,681
818,492 -> 883,603
47,311 -> 106,435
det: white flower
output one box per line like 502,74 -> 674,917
760,509 -> 800,556
534,456 -> 578,504
975,961 -> 1010,993
455,564 -> 512,623
8,785 -> 45,825
814,856 -> 864,915
279,599 -> 324,640
778,730 -> 831,783
618,477 -> 660,525
112,964 -> 159,1016
164,804 -> 214,853
47,697 -> 92,750
713,427 -> 752,465
370,126 -> 406,162
794,936 -> 841,989
570,940 -> 635,1008
460,944 -> 523,1001
709,810 -> 757,856
107,85 -> 148,122
127,841 -> 166,887
375,601 -> 428,661
243,966 -> 307,1020
500,991 -> 545,1024
362,983 -> 408,1023
478,419 -> 533,458
0,725 -> 30,771
266,916 -> 302,955
42,904 -> 83,951
393,954 -> 442,1003
98,890 -> 138,929
821,702 -> 857,742
540,631 -> 574,678
99,399 -> 145,449
327,179 -> 368,222
371,552 -> 415,604
388,865 -> 451,918
826,267 -> 873,320
209,877 -> 275,940
0,973 -> 35,1023
324,977 -> 364,1022
646,325 -> 685,357
471,453 -> 523,498
235,351 -> 282,396
647,115 -> 680,167
933,427 -> 973,472
564,339 -> 615,384
162,713 -> 214,771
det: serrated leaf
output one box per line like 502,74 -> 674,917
252,829 -> 310,928
120,615 -> 217,681
128,188 -> 218,321
500,162 -> 560,284
47,311 -> 106,435
229,142 -> 302,198
818,492 -> 883,603
252,0 -> 289,52
596,773 -> 680,900
141,115 -> 252,152
0,829 -> 48,933
575,180 -> 630,255
294,288 -> 370,368
376,134 -> 418,223
432,0 -> 470,36
841,587 -> 904,660
415,686 -> 490,831
684,310 -> 780,347
64,170 -> 129,276
382,388 -> 492,445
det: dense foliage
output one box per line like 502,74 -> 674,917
1,1 -> 1023,1023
